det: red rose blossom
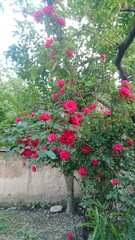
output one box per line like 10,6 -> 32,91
58,130 -> 76,145
69,116 -> 80,127
98,173 -> 103,180
60,149 -> 70,161
42,6 -> 55,14
79,167 -> 88,176
31,139 -> 40,147
39,113 -> 52,121
57,79 -> 65,86
104,110 -> 112,115
47,134 -> 57,142
67,233 -> 73,239
82,108 -> 91,115
111,179 -> 119,185
100,53 -> 106,61
127,140 -> 134,146
59,88 -> 65,94
82,146 -> 91,154
22,161 -> 26,167
63,100 -> 77,114
66,50 -> 73,57
113,144 -> 123,154
122,80 -> 131,88
70,80 -> 75,85
42,145 -> 48,150
21,149 -> 32,159
50,51 -> 55,59
32,112 -> 37,118
16,117 -> 22,124
91,159 -> 99,166
52,13 -> 59,18
32,150 -> 38,159
52,146 -> 58,152
33,10 -> 42,22
45,38 -> 54,48
53,93 -> 59,100
58,17 -> 66,26
31,165 -> 37,172
119,87 -> 131,98
88,104 -> 97,110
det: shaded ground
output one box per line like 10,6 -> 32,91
0,208 -> 83,240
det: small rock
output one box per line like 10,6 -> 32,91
6,207 -> 17,211
50,205 -> 63,213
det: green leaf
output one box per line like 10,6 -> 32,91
4,150 -> 15,158
45,150 -> 56,159
31,66 -> 39,81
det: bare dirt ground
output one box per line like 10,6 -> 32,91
0,208 -> 83,240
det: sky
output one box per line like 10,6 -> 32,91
0,0 -> 41,57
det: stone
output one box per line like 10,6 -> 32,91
50,205 -> 63,213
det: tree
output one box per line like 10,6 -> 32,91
2,0 -> 135,237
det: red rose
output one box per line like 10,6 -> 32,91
88,104 -> 97,110
100,53 -> 106,61
47,134 -> 57,142
60,149 -> 70,161
52,146 -> 58,152
119,87 -> 131,98
59,130 -> 76,145
69,116 -> 80,127
52,13 -> 59,18
45,38 -> 54,48
42,146 -> 48,150
32,112 -> 37,118
31,165 -> 37,172
16,117 -> 22,124
82,146 -> 91,154
50,51 -> 55,59
32,150 -> 38,159
127,140 -> 134,146
79,167 -> 88,176
122,80 -> 131,88
67,233 -> 73,239
70,80 -> 75,85
98,173 -> 103,180
39,113 -> 52,121
22,161 -> 26,167
31,139 -> 40,147
91,159 -> 99,166
82,108 -> 91,115
63,100 -> 77,114
42,6 -> 55,14
57,79 -> 65,86
58,17 -> 66,27
104,110 -> 111,115
21,149 -> 32,159
53,93 -> 58,100
33,10 -> 42,22
113,144 -> 123,154
111,179 -> 118,185
59,88 -> 65,94
66,50 -> 73,57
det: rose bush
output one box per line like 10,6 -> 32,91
2,0 -> 135,238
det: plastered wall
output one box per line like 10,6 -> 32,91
0,152 -> 81,207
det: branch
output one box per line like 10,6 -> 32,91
120,8 -> 135,12
83,91 -> 111,109
115,23 -> 135,80
83,28 -> 118,48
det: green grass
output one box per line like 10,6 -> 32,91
0,210 -> 37,239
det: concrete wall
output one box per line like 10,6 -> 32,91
0,152 -> 81,207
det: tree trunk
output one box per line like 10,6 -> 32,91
64,174 -> 74,215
